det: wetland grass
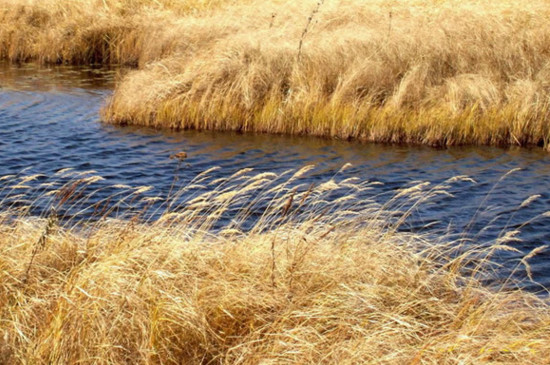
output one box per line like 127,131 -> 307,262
0,168 -> 549,363
2,0 -> 550,148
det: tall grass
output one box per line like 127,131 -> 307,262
0,167 -> 549,363
101,0 -> 550,148
2,0 -> 550,148
0,0 -> 240,66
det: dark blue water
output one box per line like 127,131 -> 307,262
1,63 -> 550,290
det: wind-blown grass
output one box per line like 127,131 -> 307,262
2,0 -> 550,148
0,167 -> 549,363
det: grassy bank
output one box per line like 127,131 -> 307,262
3,0 -> 550,148
0,169 -> 549,363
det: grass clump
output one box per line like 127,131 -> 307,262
0,0 -> 240,66
0,168 -> 549,363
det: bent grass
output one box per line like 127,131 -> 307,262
0,168 -> 549,363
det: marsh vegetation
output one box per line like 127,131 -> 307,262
0,169 -> 549,363
2,1 -> 550,363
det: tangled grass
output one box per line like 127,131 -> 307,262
0,167 -> 549,363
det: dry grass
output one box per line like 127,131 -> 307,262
2,0 -> 550,147
99,0 -> 550,148
0,168 -> 549,364
0,0 -> 241,66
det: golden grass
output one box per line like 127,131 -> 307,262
2,0 -> 550,147
100,0 -> 550,148
0,0 -> 242,66
0,168 -> 549,363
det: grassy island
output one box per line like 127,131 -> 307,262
2,0 -> 550,148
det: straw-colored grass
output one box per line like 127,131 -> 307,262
2,0 -> 550,147
101,0 -> 550,148
0,0 -> 242,65
0,168 -> 549,363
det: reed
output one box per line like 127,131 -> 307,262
3,0 -> 550,147
0,168 -> 549,363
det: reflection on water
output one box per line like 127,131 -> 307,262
0,62 -> 118,92
1,62 -> 550,289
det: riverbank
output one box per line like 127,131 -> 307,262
2,0 -> 550,148
0,171 -> 549,363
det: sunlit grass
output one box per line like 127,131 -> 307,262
0,0 -> 242,65
0,167 -> 549,363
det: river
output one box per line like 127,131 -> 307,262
1,62 -> 549,290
